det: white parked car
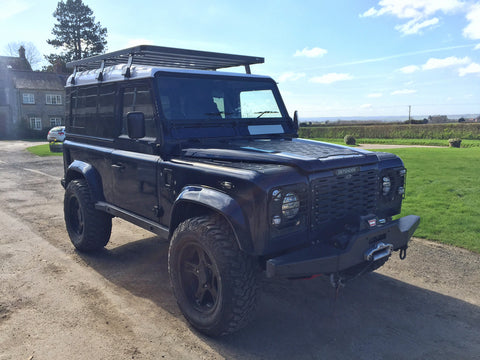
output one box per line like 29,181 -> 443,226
47,126 -> 65,142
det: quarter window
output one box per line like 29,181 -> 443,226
23,93 -> 35,104
46,94 -> 62,105
122,85 -> 156,138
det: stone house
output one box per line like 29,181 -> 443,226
0,47 -> 68,139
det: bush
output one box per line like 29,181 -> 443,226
344,135 -> 356,145
448,138 -> 462,148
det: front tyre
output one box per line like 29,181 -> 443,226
168,215 -> 259,336
64,179 -> 111,252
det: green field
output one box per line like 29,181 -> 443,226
381,147 -> 480,253
27,143 -> 63,156
312,138 -> 480,147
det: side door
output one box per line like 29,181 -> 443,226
110,82 -> 161,221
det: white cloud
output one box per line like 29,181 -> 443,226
458,62 -> 480,76
422,56 -> 471,70
475,44 -> 480,50
399,65 -> 420,73
360,0 -> 465,35
310,73 -> 353,84
278,72 -> 306,82
463,3 -> 480,39
0,0 -> 30,20
395,17 -> 439,35
367,93 -> 383,98
360,104 -> 373,109
391,89 -> 417,95
294,47 -> 328,58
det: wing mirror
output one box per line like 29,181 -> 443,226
127,112 -> 145,139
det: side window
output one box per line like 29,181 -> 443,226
98,84 -> 117,138
69,85 -> 117,138
122,85 -> 156,138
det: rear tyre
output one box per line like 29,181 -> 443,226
64,179 -> 111,252
168,215 -> 259,336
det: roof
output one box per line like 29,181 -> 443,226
66,45 -> 264,73
10,70 -> 67,90
66,64 -> 272,87
0,55 -> 31,71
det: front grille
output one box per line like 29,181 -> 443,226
311,169 -> 378,232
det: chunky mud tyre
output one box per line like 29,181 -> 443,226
168,215 -> 259,336
64,179 -> 112,252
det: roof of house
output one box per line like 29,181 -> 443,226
0,55 -> 32,71
9,70 -> 67,90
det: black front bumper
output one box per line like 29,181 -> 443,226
266,215 -> 420,278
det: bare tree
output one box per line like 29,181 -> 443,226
4,41 -> 42,70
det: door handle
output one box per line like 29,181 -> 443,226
112,163 -> 125,171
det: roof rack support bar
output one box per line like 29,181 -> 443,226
96,60 -> 105,81
70,66 -> 77,84
123,53 -> 134,78
245,64 -> 251,74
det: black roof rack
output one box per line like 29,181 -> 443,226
67,45 -> 264,77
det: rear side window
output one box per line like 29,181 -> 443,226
122,85 -> 156,138
68,84 -> 117,138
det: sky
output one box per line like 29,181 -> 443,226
1,0 -> 479,119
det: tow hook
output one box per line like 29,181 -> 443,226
399,245 -> 408,260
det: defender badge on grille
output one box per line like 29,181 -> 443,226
335,167 -> 360,176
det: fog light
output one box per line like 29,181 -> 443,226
272,215 -> 282,226
282,192 -> 300,219
398,186 -> 405,195
382,177 -> 391,196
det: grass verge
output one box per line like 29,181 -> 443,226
26,143 -> 63,157
379,147 -> 480,253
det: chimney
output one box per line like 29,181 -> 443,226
19,46 -> 26,59
54,60 -> 63,74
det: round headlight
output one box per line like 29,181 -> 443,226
282,192 -> 300,219
382,176 -> 391,196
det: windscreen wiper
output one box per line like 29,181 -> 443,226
255,111 -> 279,118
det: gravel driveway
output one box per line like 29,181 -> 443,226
0,141 -> 479,360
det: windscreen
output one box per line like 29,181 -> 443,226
155,74 -> 284,122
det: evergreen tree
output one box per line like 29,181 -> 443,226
46,0 -> 107,65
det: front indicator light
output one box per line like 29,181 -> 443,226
382,177 -> 391,196
272,215 -> 282,226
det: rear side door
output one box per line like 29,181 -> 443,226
110,82 -> 161,221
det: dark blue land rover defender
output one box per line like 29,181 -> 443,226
62,45 -> 419,336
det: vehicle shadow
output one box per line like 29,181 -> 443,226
77,236 -> 480,360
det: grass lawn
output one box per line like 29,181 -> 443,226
379,147 -> 480,253
27,143 -> 63,157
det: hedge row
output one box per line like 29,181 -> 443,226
298,123 -> 480,140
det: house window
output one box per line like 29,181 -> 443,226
23,93 -> 35,104
29,117 -> 42,130
50,117 -> 62,127
46,94 -> 62,105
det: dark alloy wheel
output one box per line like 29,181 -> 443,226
64,179 -> 112,252
168,215 -> 259,336
179,242 -> 221,314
